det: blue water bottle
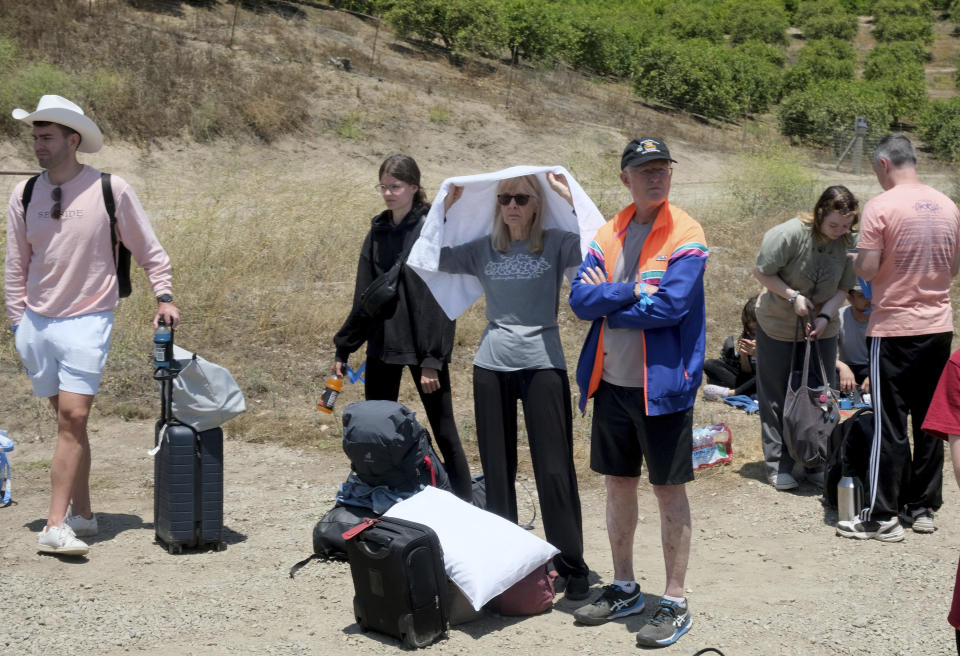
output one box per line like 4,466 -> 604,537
153,318 -> 173,368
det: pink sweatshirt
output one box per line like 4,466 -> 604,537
5,165 -> 172,325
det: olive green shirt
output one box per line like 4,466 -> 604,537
755,217 -> 856,342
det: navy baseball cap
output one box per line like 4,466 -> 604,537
621,137 -> 677,170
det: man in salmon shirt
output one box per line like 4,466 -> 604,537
6,95 -> 180,556
569,137 -> 708,648
839,133 -> 960,542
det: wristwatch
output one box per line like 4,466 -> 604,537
156,293 -> 174,304
787,290 -> 800,304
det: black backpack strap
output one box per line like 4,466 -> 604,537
20,175 -> 40,219
101,173 -> 117,267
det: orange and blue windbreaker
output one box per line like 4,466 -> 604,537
569,202 -> 708,416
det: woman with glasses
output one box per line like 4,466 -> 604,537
332,154 -> 472,501
438,173 -> 591,600
753,185 -> 859,491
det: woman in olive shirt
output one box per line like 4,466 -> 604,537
753,185 -> 859,491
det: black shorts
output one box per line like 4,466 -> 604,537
590,380 -> 694,485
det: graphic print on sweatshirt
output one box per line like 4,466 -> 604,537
484,252 -> 551,280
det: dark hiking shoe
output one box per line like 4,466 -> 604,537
573,583 -> 644,625
635,599 -> 692,648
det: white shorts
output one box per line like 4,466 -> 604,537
14,309 -> 114,398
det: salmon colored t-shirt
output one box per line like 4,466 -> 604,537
858,183 -> 960,337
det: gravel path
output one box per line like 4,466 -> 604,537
2,415 -> 957,656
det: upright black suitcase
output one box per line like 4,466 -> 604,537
153,367 -> 224,554
345,516 -> 449,648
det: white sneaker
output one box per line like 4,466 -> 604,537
65,513 -> 98,537
768,473 -> 798,490
702,384 -> 730,402
38,524 -> 89,555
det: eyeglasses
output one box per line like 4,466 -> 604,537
497,194 -> 531,206
374,183 -> 408,194
635,167 -> 672,180
51,186 -> 62,220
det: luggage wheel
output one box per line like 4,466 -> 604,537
167,543 -> 183,555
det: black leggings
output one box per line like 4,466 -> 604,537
364,357 -> 472,501
702,358 -> 756,396
472,365 -> 587,577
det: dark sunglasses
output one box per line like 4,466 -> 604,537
497,193 -> 531,207
51,186 -> 62,220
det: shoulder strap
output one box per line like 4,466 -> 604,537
20,175 -> 40,219
101,173 -> 117,267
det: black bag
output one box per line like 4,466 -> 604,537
341,400 -> 451,493
313,504 -> 370,561
22,173 -> 133,297
782,324 -> 840,468
345,516 -> 450,649
152,367 -> 224,553
824,408 -> 874,508
359,259 -> 403,319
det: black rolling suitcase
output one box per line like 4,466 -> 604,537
153,366 -> 224,554
344,516 -> 449,648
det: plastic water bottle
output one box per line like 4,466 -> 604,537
317,377 -> 343,414
837,476 -> 862,522
153,318 -> 173,368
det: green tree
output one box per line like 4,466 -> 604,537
663,2 -> 724,42
634,38 -> 744,118
385,0 -> 505,60
568,10 -> 651,77
778,80 -> 891,145
500,0 -> 572,65
730,41 -> 786,112
796,0 -> 859,39
873,14 -> 934,42
723,0 -> 789,45
918,98 -> 960,160
782,37 -> 857,93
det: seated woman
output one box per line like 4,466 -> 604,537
439,172 -> 590,600
702,295 -> 758,401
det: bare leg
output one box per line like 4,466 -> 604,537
605,474 -> 640,581
653,483 -> 691,598
46,392 -> 94,527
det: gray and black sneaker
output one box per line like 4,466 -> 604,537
573,583 -> 644,625
635,599 -> 692,648
835,516 -> 904,542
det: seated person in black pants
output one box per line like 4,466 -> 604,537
702,295 -> 758,401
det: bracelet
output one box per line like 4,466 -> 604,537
817,312 -> 831,322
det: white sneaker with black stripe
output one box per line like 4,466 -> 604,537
836,516 -> 904,542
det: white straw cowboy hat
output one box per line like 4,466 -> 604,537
12,95 -> 103,153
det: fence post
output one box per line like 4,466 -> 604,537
368,13 -> 381,77
229,0 -> 242,49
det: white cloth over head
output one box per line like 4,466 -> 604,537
406,165 -> 605,320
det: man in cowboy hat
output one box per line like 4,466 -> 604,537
6,94 -> 180,556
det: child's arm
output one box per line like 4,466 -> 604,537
950,435 -> 960,490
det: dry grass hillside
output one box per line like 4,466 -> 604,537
1,0 -> 958,476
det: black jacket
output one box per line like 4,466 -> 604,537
333,203 -> 455,369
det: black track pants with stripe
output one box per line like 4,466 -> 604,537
861,332 -> 952,521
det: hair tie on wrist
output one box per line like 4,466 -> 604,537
817,312 -> 831,322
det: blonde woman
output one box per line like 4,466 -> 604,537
439,173 -> 590,600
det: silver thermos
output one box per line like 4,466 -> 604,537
837,476 -> 863,522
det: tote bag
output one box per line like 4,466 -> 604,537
163,345 -> 246,431
782,327 -> 840,468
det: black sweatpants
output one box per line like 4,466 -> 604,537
703,358 -> 756,396
364,357 -> 472,501
862,332 -> 952,521
473,365 -> 588,577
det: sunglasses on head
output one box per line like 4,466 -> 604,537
497,193 -> 531,207
51,186 -> 62,220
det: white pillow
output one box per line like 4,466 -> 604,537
383,486 -> 559,611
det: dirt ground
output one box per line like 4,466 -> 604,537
2,389 -> 958,656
